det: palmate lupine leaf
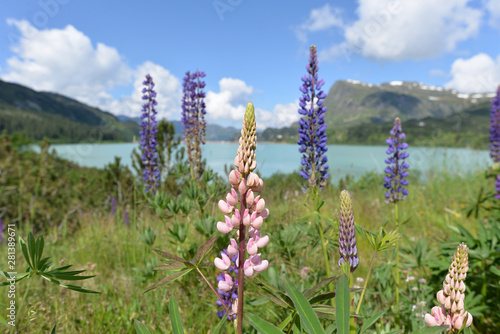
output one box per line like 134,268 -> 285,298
2,232 -> 100,294
145,235 -> 218,293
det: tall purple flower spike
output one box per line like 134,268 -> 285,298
140,74 -> 160,194
338,190 -> 359,273
181,70 -> 207,179
297,45 -> 329,189
384,117 -> 409,202
489,85 -> 500,164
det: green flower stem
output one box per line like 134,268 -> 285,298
313,189 -> 333,305
11,276 -> 33,334
394,201 -> 400,312
236,194 -> 248,334
355,251 -> 377,315
133,179 -> 137,230
195,267 -> 230,317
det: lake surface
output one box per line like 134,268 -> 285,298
42,142 -> 490,182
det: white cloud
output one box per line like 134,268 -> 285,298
205,78 -> 299,129
317,0 -> 482,62
256,101 -> 300,129
294,4 -> 344,43
445,53 -> 500,93
2,19 -> 132,108
205,78 -> 254,122
108,62 -> 182,120
486,0 -> 500,29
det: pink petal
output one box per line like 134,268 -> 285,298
425,313 -> 438,327
217,219 -> 233,234
256,235 -> 269,248
254,260 -> 268,272
247,238 -> 258,255
244,259 -> 254,277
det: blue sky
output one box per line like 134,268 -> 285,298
0,0 -> 499,129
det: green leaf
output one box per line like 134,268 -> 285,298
277,313 -> 294,330
19,237 -> 32,269
169,295 -> 185,334
134,319 -> 152,334
144,269 -> 192,293
40,275 -> 101,294
246,313 -> 284,334
358,309 -> 387,333
304,276 -> 337,299
153,249 -> 191,265
259,293 -> 291,308
0,271 -> 30,286
153,264 -> 186,271
283,279 -> 325,334
51,323 -> 57,334
27,232 -> 37,268
194,234 -> 219,265
35,234 -> 45,270
335,275 -> 350,334
212,314 -> 228,334
410,326 -> 448,334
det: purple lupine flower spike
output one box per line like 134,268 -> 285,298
338,190 -> 359,273
181,70 -> 207,180
383,117 -> 409,203
489,85 -> 500,164
111,198 -> 117,215
140,74 -> 160,194
297,45 -> 329,189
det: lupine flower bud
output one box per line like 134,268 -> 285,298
338,190 -> 359,273
384,117 -> 409,203
235,103 -> 257,177
297,45 -> 330,189
425,243 -> 472,332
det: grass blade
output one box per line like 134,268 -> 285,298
169,295 -> 185,334
283,279 -> 325,334
134,319 -> 152,334
212,315 -> 228,334
359,309 -> 387,333
335,274 -> 349,334
246,313 -> 284,334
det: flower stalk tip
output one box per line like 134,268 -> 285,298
425,243 -> 472,332
338,190 -> 359,273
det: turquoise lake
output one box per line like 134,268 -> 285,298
40,143 -> 491,182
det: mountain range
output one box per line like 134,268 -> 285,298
260,80 -> 493,149
0,78 -> 494,148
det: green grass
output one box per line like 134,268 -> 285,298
0,165 -> 491,333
